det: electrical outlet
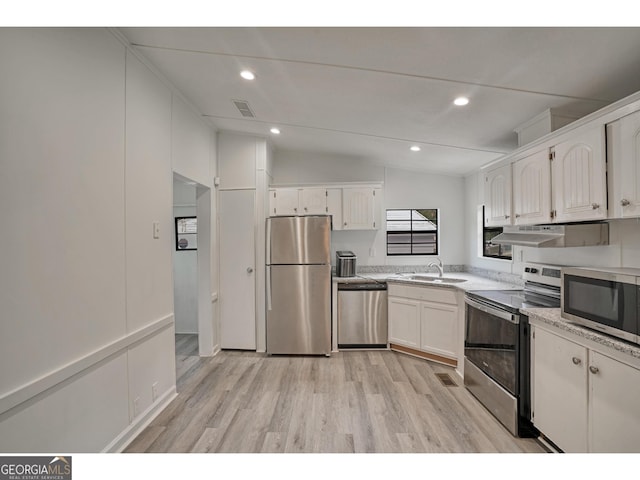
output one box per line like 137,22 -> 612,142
152,382 -> 159,401
153,222 -> 160,239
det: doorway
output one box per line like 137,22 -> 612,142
172,173 -> 214,388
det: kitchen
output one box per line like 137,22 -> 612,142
2,23 -> 640,475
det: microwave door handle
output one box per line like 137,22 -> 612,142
465,297 -> 518,324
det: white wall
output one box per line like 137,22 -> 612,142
463,171 -> 640,272
272,150 -> 466,267
0,28 -> 216,452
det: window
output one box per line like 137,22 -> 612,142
482,207 -> 512,260
386,209 -> 438,256
175,216 -> 197,251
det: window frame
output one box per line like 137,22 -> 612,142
175,216 -> 198,251
386,208 -> 439,256
481,207 -> 512,260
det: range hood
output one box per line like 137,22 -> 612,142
490,223 -> 609,248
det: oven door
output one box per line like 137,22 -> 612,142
464,296 -> 519,395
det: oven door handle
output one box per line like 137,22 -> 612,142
465,297 -> 519,324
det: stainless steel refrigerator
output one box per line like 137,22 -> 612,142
266,215 -> 332,355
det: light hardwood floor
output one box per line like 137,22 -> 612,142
125,337 -> 546,454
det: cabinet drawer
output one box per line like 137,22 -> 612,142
388,283 -> 457,304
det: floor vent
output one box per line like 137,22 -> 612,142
232,99 -> 255,118
435,373 -> 457,387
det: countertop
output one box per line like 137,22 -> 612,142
333,272 -> 521,292
523,307 -> 640,361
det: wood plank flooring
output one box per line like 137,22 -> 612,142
125,338 -> 546,453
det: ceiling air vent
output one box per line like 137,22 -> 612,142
232,99 -> 255,118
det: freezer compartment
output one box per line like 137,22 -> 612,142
266,264 -> 331,355
338,282 -> 388,348
267,216 -> 331,265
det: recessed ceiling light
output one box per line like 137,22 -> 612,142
240,70 -> 255,80
454,97 -> 469,106
270,128 -> 281,135
410,146 -> 421,152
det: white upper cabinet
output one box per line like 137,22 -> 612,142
269,188 -> 299,216
269,184 -> 380,229
326,188 -> 343,230
484,164 -> 513,227
607,110 -> 640,218
299,187 -> 328,215
512,149 -> 552,225
552,126 -> 607,223
342,187 -> 379,230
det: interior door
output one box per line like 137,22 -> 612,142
219,189 -> 256,350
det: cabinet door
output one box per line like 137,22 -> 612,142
513,149 -> 552,225
342,187 -> 375,230
419,301 -> 458,359
270,188 -> 300,216
589,351 -> 640,452
607,111 -> 640,218
484,164 -> 512,227
300,187 -> 327,215
553,126 -> 607,223
388,296 -> 420,349
532,327 -> 588,452
326,188 -> 342,230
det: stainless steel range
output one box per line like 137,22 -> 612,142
464,263 -> 561,437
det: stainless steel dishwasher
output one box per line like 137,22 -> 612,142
337,281 -> 388,348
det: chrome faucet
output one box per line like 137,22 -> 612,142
427,258 -> 444,278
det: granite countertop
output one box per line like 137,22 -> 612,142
333,271 -> 521,292
523,307 -> 640,361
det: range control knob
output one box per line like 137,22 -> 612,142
530,268 -> 538,274
524,267 -> 531,273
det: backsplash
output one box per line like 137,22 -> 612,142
355,264 -> 524,286
462,266 -> 525,287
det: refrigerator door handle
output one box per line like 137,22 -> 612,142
266,265 -> 272,311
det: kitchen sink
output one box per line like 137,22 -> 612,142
408,275 -> 467,284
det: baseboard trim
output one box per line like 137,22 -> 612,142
390,343 -> 458,367
104,387 -> 177,453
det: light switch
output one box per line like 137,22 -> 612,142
153,222 -> 160,239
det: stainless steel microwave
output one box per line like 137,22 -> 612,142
561,267 -> 640,345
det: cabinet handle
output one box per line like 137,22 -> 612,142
247,267 -> 254,274
504,215 -> 510,219
344,222 -> 347,226
304,207 -> 308,212
515,213 -> 521,218
621,198 -> 631,207
589,365 -> 599,374
572,357 -> 582,365
591,203 -> 600,210
294,207 -> 298,212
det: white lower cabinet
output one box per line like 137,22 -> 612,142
589,351 -> 640,453
388,283 -> 459,364
419,301 -> 458,359
388,296 -> 420,349
532,327 -> 588,453
532,324 -> 640,452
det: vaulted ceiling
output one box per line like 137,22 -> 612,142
120,27 -> 640,176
